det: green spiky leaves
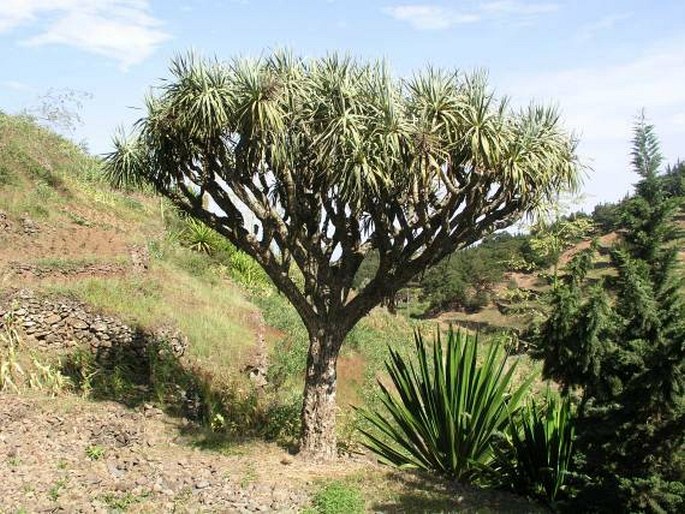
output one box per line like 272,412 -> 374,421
358,329 -> 532,481
499,392 -> 576,504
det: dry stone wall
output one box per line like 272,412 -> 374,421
0,289 -> 187,359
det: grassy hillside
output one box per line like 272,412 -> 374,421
421,218 -> 684,340
0,112 -> 258,374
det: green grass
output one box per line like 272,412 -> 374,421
85,444 -> 105,461
0,112 -> 159,231
306,480 -> 365,514
46,275 -> 164,326
48,478 -> 68,502
98,490 -> 150,511
31,256 -> 113,272
347,468 -> 547,513
0,161 -> 17,186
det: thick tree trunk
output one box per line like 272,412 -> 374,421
299,327 -> 343,461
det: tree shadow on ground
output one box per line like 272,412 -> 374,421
371,470 -> 547,514
59,330 -> 297,451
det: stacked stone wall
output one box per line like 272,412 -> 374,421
0,289 -> 187,359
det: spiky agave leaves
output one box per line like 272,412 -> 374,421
181,218 -> 224,255
499,391 -> 576,505
358,329 -> 532,481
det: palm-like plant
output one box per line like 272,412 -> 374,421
229,250 -> 270,291
499,392 -> 575,504
358,329 -> 531,481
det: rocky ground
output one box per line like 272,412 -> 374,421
0,392 -> 549,513
0,395 -> 331,513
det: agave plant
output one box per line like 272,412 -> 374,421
358,329 -> 532,481
499,391 -> 576,504
181,218 -> 223,255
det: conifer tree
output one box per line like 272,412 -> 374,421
536,115 -> 685,512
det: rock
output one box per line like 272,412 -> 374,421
67,317 -> 89,330
44,313 -> 62,325
143,404 -> 163,418
129,245 -> 149,273
86,474 -> 102,485
0,210 -> 11,231
106,460 -> 125,479
195,480 -> 211,490
115,480 -> 132,492
91,321 -> 108,332
20,216 -> 39,235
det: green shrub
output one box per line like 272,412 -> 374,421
229,250 -> 271,291
60,347 -> 99,397
60,345 -> 144,403
263,393 -> 302,445
358,329 -> 531,481
498,391 -> 575,505
0,163 -> 15,186
310,481 -> 365,514
85,444 -> 106,461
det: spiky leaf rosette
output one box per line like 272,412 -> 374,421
358,329 -> 532,481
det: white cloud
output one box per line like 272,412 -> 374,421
506,39 -> 685,139
383,5 -> 480,30
576,12 -> 632,41
504,37 -> 685,208
0,0 -> 169,69
384,1 -> 559,30
480,1 -> 559,15
672,112 -> 685,128
0,80 -> 35,92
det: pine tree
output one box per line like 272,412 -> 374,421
536,115 -> 685,512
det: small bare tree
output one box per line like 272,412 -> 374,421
29,88 -> 92,135
104,52 -> 581,460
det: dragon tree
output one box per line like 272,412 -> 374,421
104,52 -> 581,460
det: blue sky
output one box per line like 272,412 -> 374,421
1,0 -> 684,210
